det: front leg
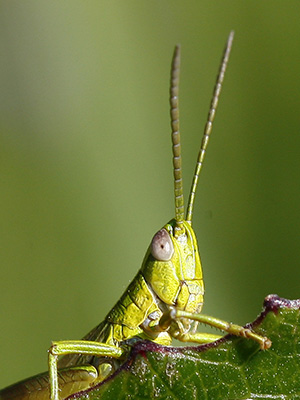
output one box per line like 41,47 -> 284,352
160,308 -> 272,350
48,340 -> 124,400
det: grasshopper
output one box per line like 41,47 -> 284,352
0,31 -> 271,400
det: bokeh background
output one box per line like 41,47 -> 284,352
1,1 -> 300,388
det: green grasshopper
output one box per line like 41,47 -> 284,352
0,31 -> 271,400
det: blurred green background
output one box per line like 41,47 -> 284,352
1,0 -> 300,388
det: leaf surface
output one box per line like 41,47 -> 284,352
68,295 -> 300,400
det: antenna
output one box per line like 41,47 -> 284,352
186,31 -> 234,223
170,44 -> 185,230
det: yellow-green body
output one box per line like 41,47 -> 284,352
59,220 -> 203,372
0,220 -> 205,400
107,219 -> 204,344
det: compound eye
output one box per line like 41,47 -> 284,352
150,228 -> 174,261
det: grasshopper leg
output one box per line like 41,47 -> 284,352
48,340 -> 124,400
162,308 -> 272,350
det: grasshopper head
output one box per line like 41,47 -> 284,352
142,219 -> 203,313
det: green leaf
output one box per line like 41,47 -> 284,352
68,295 -> 300,400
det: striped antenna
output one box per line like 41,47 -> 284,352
186,31 -> 234,223
170,45 -> 185,230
